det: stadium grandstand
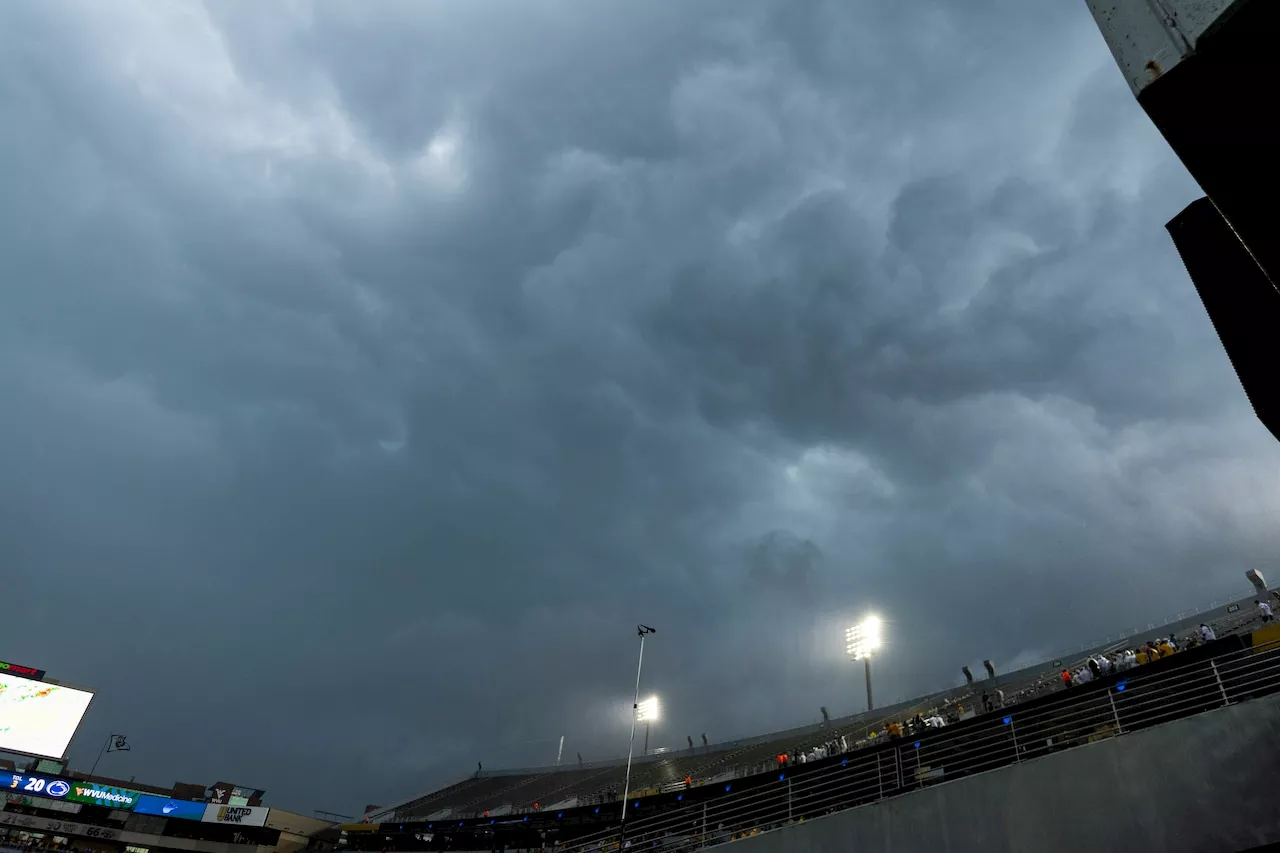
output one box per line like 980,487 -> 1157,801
340,586 -> 1280,851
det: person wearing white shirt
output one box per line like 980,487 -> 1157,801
1200,624 -> 1216,642
1257,600 -> 1273,623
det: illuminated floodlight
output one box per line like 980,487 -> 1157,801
845,615 -> 883,660
637,695 -> 661,723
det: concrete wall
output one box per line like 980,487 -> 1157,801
734,691 -> 1280,853
1084,0 -> 1243,95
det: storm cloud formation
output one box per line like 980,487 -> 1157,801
2,0 -> 1278,815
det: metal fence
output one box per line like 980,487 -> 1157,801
558,637 -> 1280,852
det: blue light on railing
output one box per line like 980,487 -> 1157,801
725,784 -> 732,792
1116,680 -> 1127,692
634,801 -> 640,808
842,759 -> 848,767
677,794 -> 683,801
913,741 -> 921,749
1002,716 -> 1012,725
594,807 -> 599,814
778,773 -> 785,781
557,813 -> 563,819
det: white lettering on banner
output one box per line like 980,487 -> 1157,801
73,786 -> 135,805
0,812 -> 119,840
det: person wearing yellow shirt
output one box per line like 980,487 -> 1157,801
1159,640 -> 1176,657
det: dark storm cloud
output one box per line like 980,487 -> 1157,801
2,0 -> 1278,816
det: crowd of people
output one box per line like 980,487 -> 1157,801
775,734 -> 849,767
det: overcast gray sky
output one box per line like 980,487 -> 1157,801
2,0 -> 1278,817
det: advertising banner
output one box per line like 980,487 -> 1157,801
67,782 -> 143,809
5,773 -> 72,800
0,660 -> 45,681
133,794 -> 206,821
202,804 -> 270,827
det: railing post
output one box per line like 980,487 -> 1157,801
787,778 -> 792,822
1211,660 -> 1230,706
1008,718 -> 1020,761
1108,690 -> 1123,733
877,754 -> 883,799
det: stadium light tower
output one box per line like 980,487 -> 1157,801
637,696 -> 660,755
621,624 -> 656,825
846,615 -> 883,712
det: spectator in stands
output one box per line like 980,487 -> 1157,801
1200,623 -> 1216,643
1061,669 -> 1072,688
1158,638 -> 1176,658
1087,657 -> 1102,680
1257,600 -> 1273,623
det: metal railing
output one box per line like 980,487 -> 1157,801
558,638 -> 1280,852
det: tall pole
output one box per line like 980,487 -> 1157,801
621,625 -> 654,824
89,734 -> 111,778
864,657 -> 873,712
643,723 -> 650,755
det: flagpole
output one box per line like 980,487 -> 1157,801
89,734 -> 111,777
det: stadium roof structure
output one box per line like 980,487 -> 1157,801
365,588 -> 1274,823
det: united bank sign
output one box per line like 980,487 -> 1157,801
202,803 -> 269,827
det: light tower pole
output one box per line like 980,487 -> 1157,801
621,624 -> 656,824
846,615 -> 883,712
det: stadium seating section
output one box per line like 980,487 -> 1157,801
381,599 -> 1273,822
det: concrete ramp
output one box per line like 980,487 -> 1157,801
733,691 -> 1280,853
